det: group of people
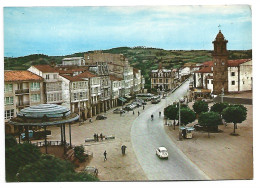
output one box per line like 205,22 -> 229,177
103,145 -> 127,161
94,133 -> 103,141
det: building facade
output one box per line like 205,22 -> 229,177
4,71 -> 44,134
62,57 -> 85,66
28,65 -> 63,104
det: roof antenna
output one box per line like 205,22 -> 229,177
218,24 -> 221,31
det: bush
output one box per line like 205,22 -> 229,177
74,145 -> 87,163
5,135 -> 17,149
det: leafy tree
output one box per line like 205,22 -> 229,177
18,154 -> 74,182
74,145 -> 87,162
5,135 -> 17,148
164,105 -> 178,128
210,102 -> 229,114
55,172 -> 99,182
177,108 -> 196,126
198,112 -> 222,137
193,100 -> 209,116
222,105 -> 247,135
6,143 -> 42,182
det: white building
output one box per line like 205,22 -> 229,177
62,57 -> 85,66
28,65 -> 63,104
194,59 -> 252,93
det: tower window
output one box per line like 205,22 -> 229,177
232,81 -> 235,85
231,72 -> 235,76
222,62 -> 225,65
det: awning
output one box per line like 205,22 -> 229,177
118,97 -> 127,102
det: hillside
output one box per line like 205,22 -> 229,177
4,47 -> 252,89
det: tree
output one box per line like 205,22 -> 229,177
74,145 -> 87,162
198,112 -> 222,137
177,108 -> 196,126
55,172 -> 99,182
164,105 -> 178,129
5,135 -> 17,148
210,102 -> 229,114
6,143 -> 42,182
222,105 -> 247,135
18,154 -> 74,182
192,100 -> 209,116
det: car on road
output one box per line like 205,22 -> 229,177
96,115 -> 107,120
156,147 -> 168,159
151,95 -> 161,104
113,108 -> 125,114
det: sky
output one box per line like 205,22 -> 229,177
4,5 -> 252,57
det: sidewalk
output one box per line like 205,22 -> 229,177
164,101 -> 253,180
46,103 -> 152,181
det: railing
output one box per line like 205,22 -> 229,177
16,101 -> 30,107
32,140 -> 69,147
15,89 -> 29,95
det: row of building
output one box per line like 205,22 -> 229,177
150,30 -> 252,98
5,52 -> 145,134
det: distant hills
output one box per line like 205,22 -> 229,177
4,47 -> 252,89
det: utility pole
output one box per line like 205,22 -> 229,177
178,100 -> 182,140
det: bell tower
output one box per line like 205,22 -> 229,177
212,30 -> 229,95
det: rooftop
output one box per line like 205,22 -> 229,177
33,64 -> 58,73
109,75 -> 123,81
5,70 -> 44,82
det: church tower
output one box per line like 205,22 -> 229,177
212,30 -> 229,95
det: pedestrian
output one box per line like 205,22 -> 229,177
89,118 -> 92,123
138,111 -> 140,116
121,145 -> 127,155
143,105 -> 145,110
104,150 -> 107,161
100,133 -> 103,141
133,111 -> 135,115
159,111 -> 161,117
96,134 -> 99,142
94,133 -> 96,141
120,111 -> 122,117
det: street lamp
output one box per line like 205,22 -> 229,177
221,88 -> 224,103
178,100 -> 182,141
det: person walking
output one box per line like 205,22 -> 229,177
138,111 -> 140,116
96,134 -> 99,142
100,133 -> 103,141
133,111 -> 135,115
94,133 -> 96,141
121,145 -> 127,155
159,111 -> 161,117
104,150 -> 107,161
143,105 -> 145,110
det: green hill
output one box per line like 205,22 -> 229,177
4,47 -> 252,89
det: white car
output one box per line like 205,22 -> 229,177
156,147 -> 168,159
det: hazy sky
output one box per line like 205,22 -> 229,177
4,5 -> 252,57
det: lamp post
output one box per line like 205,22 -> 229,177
221,88 -> 224,103
178,100 -> 182,141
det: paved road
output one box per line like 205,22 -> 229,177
131,80 -> 210,180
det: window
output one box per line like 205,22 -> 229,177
5,109 -> 14,120
232,81 -> 235,85
31,94 -> 41,102
159,79 -> 162,83
222,62 -> 225,65
46,74 -> 50,80
53,74 -> 57,79
30,82 -> 40,91
4,84 -> 13,93
5,97 -> 14,105
74,93 -> 78,101
166,79 -> 168,83
243,81 -> 245,84
47,93 -> 62,102
207,80 -> 210,84
231,72 -> 235,76
154,79 -> 156,83
211,80 -> 213,84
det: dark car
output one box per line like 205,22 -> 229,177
113,108 -> 125,114
96,115 -> 107,120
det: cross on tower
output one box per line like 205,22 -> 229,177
218,24 -> 221,30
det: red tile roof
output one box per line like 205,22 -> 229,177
196,66 -> 213,73
109,75 -> 123,81
76,70 -> 98,78
202,59 -> 251,67
5,70 -> 44,82
227,59 -> 251,67
133,68 -> 140,74
33,64 -> 58,73
60,75 -> 84,82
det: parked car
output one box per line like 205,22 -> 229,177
132,101 -> 142,107
135,99 -> 147,105
123,106 -> 134,111
96,115 -> 107,120
84,166 -> 98,177
151,98 -> 161,104
113,108 -> 125,114
156,147 -> 168,159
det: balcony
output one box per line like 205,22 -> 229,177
15,89 -> 29,95
16,101 -> 30,108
